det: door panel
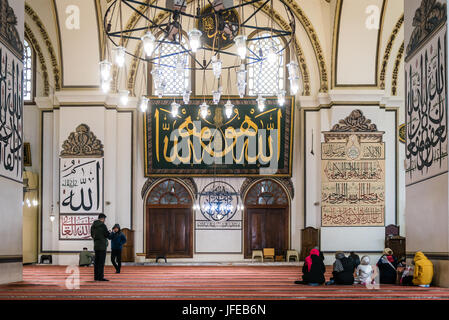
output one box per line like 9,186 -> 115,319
147,209 -> 168,255
171,209 -> 191,255
245,207 -> 288,258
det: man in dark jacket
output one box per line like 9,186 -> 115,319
90,214 -> 110,281
109,224 -> 127,274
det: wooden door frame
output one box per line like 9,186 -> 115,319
243,205 -> 289,258
145,204 -> 194,259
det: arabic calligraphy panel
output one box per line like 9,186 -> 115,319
144,97 -> 294,176
405,24 -> 448,185
59,158 -> 104,214
321,133 -> 385,227
0,41 -> 23,182
59,215 -> 96,240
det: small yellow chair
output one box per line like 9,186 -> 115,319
252,250 -> 263,262
263,248 -> 275,262
286,250 -> 300,262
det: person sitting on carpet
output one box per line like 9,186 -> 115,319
354,255 -> 373,285
294,248 -> 326,286
79,248 -> 94,267
349,252 -> 361,271
326,252 -> 354,285
401,251 -> 433,287
377,248 -> 398,284
313,246 -> 325,261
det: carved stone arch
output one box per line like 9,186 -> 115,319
141,177 -> 197,201
60,124 -> 104,157
240,177 -> 294,203
391,42 -> 404,96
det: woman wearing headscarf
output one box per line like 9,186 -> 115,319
326,252 -> 354,285
294,248 -> 326,285
376,248 -> 398,284
354,255 -> 373,285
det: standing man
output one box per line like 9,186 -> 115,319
109,224 -> 127,273
90,213 -> 110,281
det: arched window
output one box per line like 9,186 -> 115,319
152,36 -> 190,96
147,179 -> 192,205
23,39 -> 34,102
247,33 -> 284,96
244,179 -> 288,206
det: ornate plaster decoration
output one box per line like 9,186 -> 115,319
141,177 -> 197,199
0,0 -> 23,58
379,15 -> 403,90
331,109 -> 378,132
240,177 -> 294,200
60,124 -> 104,157
25,3 -> 61,90
391,42 -> 404,96
406,0 -> 447,58
25,23 -> 50,96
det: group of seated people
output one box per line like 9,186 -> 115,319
294,247 -> 434,287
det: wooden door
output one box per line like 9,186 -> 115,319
245,207 -> 288,258
121,228 -> 134,262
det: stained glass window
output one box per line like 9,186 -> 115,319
152,36 -> 190,95
147,179 -> 192,205
248,33 -> 284,96
23,39 -> 33,101
244,179 -> 288,206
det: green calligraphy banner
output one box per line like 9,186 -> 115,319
144,97 -> 294,176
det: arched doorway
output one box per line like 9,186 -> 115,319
145,179 -> 193,258
243,179 -> 290,258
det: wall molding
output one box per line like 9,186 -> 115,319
0,255 -> 23,264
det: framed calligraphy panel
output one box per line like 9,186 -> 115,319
321,110 -> 385,227
59,214 -> 96,240
144,97 -> 294,176
405,24 -> 448,186
59,158 -> 104,214
0,40 -> 23,183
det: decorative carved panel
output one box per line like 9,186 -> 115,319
60,124 -> 104,157
330,109 -> 378,132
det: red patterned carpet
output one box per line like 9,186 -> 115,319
0,265 -> 449,300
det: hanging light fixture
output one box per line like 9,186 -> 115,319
101,80 -> 111,93
171,101 -> 180,117
234,35 -> 247,59
182,90 -> 191,104
256,95 -> 266,112
236,64 -> 247,98
151,66 -> 165,98
212,87 -> 222,105
119,89 -> 129,106
139,96 -> 149,112
49,205 -> 55,222
267,45 -> 278,65
287,61 -> 301,95
141,31 -> 156,57
224,100 -> 234,119
211,56 -> 222,79
99,60 -> 112,81
277,89 -> 286,107
200,102 -> 209,118
113,46 -> 126,67
188,28 -> 202,53
176,54 -> 186,76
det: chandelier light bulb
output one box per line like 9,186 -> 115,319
200,102 -> 209,119
101,80 -> 111,93
171,101 -> 180,117
267,45 -> 278,65
224,100 -> 234,118
141,31 -> 156,57
139,96 -> 149,112
212,87 -> 222,104
49,215 -> 55,222
182,90 -> 191,104
277,89 -> 286,107
99,60 -> 112,81
32,199 -> 38,207
26,198 -> 31,208
113,46 -> 126,67
236,64 -> 247,98
119,89 -> 129,106
211,56 -> 222,79
234,35 -> 247,59
188,28 -> 202,53
176,54 -> 186,76
287,61 -> 300,79
290,78 -> 300,95
256,95 -> 266,112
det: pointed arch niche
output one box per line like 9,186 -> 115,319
241,178 -> 293,258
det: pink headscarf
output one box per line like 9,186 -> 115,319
305,248 -> 320,272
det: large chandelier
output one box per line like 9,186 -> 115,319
101,0 -> 300,106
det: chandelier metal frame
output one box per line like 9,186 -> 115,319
103,0 -> 296,71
